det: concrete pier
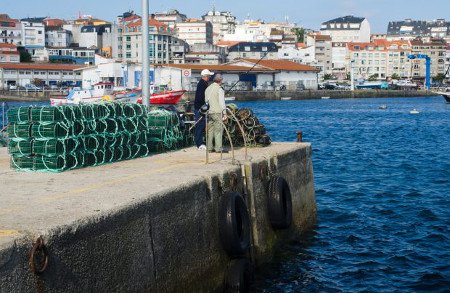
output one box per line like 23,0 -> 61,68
0,143 -> 316,292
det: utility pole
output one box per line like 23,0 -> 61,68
142,0 -> 150,108
350,60 -> 355,91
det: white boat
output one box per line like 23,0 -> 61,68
410,109 -> 420,114
321,96 -> 330,100
433,90 -> 450,103
50,82 -> 115,106
225,96 -> 236,101
379,104 -> 388,110
395,80 -> 418,89
281,97 -> 292,100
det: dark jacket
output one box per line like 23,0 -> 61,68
194,79 -> 209,110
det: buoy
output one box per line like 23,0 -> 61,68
268,176 -> 293,229
218,192 -> 251,257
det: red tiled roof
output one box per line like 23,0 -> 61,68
0,63 -> 86,70
127,17 -> 167,30
216,40 -> 240,47
240,59 -> 320,72
0,43 -> 17,49
0,51 -> 19,55
158,64 -> 273,72
296,43 -> 306,49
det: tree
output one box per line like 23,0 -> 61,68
19,50 -> 32,63
32,78 -> 43,86
345,72 -> 351,80
433,73 -> 446,84
323,74 -> 333,80
291,27 -> 305,43
368,74 -> 378,81
391,73 -> 400,80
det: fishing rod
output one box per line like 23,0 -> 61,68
225,39 -> 285,95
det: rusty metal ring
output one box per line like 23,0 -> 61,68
229,173 -> 238,191
29,236 -> 49,275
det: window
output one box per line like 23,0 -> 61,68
126,36 -> 131,42
126,52 -> 131,58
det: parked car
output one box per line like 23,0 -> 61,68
24,84 -> 42,91
8,84 -> 17,90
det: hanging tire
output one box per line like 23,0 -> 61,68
219,192 -> 251,257
268,176 -> 293,229
224,259 -> 252,293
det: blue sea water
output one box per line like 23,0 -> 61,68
1,97 -> 449,291
235,97 -> 450,292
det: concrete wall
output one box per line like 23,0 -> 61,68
0,144 -> 316,292
184,89 -> 434,101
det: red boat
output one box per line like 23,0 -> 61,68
137,90 -> 186,105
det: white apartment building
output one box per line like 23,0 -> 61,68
20,18 -> 45,47
45,28 -> 73,47
320,16 -> 371,43
227,42 -> 278,61
410,38 -> 447,78
0,63 -> 84,88
176,20 -> 213,45
202,10 -> 236,43
79,24 -> 111,50
346,39 -> 413,80
305,33 -> 333,77
0,14 -> 22,45
154,10 -> 187,29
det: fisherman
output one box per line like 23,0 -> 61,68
205,74 -> 228,153
194,69 -> 214,150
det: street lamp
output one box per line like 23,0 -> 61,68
350,60 -> 355,91
141,0 -> 150,108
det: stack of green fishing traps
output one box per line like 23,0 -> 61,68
147,109 -> 193,153
7,103 -> 149,172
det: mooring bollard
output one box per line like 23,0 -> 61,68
296,131 -> 303,142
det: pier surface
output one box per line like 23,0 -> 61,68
0,143 -> 316,292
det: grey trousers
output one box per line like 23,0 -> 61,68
207,113 -> 224,152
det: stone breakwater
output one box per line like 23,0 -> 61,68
0,142 -> 316,292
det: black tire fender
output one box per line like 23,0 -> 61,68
224,258 -> 252,293
268,176 -> 293,229
218,192 -> 251,257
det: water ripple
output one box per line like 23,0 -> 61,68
245,97 -> 450,292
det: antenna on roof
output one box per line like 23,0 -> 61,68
212,0 -> 216,12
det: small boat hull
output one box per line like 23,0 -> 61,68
137,90 -> 186,105
432,91 -> 450,103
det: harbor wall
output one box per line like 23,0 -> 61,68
184,89 -> 434,102
0,143 -> 316,292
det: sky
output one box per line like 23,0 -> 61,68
2,0 -> 450,33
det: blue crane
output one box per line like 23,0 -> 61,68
408,54 -> 431,90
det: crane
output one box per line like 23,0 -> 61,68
408,54 -> 431,90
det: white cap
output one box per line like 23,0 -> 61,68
201,69 -> 214,76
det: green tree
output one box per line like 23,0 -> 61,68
32,78 -> 43,86
368,74 -> 378,81
323,74 -> 333,80
20,50 -> 32,63
291,27 -> 305,43
391,73 -> 400,80
433,73 -> 446,84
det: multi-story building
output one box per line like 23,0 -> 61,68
45,27 -> 73,47
227,42 -> 278,61
387,19 -> 450,40
46,47 -> 96,64
176,20 -> 213,45
20,17 -> 45,47
320,15 -> 371,43
223,20 -> 297,44
346,39 -> 413,80
171,37 -> 189,64
331,42 -> 348,78
202,10 -> 236,43
185,43 -> 226,64
410,38 -> 447,78
120,15 -> 174,64
0,63 -> 84,88
305,33 -> 333,77
154,10 -> 187,29
0,43 -> 20,63
445,46 -> 450,81
0,14 -> 22,45
79,24 -> 112,50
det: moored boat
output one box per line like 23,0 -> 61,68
433,90 -> 450,103
137,90 -> 186,105
50,82 -> 115,106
